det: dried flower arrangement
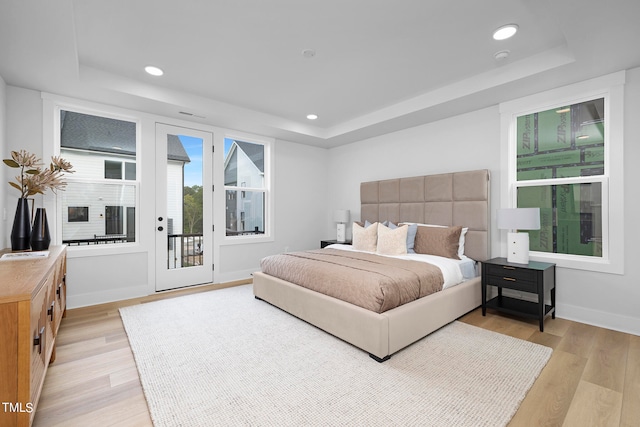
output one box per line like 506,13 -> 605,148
3,149 -> 74,198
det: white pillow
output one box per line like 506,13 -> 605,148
376,223 -> 408,255
352,222 -> 378,252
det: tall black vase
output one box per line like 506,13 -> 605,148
10,198 -> 31,251
30,208 -> 51,251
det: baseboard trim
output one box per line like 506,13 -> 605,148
556,302 -> 640,336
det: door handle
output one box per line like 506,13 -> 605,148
158,226 -> 164,231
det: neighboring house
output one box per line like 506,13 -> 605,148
224,140 -> 265,235
60,111 -> 190,244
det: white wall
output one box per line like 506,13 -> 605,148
4,86 -> 44,248
0,74 -> 6,247
325,68 -> 640,336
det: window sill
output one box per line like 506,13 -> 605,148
530,252 -> 623,275
65,242 -> 145,258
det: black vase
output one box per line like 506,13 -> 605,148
10,198 -> 31,251
30,208 -> 51,251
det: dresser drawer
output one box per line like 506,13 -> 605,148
485,263 -> 537,281
30,281 -> 48,406
484,274 -> 537,293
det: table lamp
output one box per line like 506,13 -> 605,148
497,207 -> 540,264
333,210 -> 350,243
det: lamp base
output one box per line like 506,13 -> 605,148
507,232 -> 530,264
336,223 -> 346,243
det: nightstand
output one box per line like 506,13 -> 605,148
320,239 -> 352,248
481,257 -> 556,332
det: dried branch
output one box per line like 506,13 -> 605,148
4,149 -> 74,198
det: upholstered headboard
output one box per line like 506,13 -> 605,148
360,169 -> 490,261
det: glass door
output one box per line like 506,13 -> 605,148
155,124 -> 213,291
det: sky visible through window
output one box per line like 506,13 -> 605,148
179,135 -> 203,187
178,137 -> 239,186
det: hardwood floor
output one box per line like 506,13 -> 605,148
33,283 -> 640,427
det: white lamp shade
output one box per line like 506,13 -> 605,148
333,210 -> 350,223
497,208 -> 540,231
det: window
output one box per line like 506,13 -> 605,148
516,98 -> 604,257
223,136 -> 271,239
105,160 -> 136,180
105,160 -> 122,179
105,206 -> 124,235
58,109 -> 139,246
68,207 -> 89,222
500,72 -> 625,273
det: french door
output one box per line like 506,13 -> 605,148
155,123 -> 213,291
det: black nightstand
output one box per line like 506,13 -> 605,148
320,239 -> 352,248
481,257 -> 556,332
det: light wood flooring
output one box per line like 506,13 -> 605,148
33,282 -> 640,427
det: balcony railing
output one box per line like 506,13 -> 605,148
63,233 -> 203,270
63,234 -> 133,245
168,233 -> 203,269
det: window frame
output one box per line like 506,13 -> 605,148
221,133 -> 273,244
43,96 -> 142,255
499,71 -> 625,274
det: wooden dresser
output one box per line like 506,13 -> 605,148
0,245 -> 67,427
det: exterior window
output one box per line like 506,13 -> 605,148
105,160 -> 122,179
105,160 -> 136,180
223,137 -> 271,238
105,206 -> 124,234
125,162 -> 136,180
68,207 -> 89,222
59,110 -> 138,245
501,72 -> 625,274
515,98 -> 604,258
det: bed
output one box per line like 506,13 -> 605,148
253,169 -> 490,361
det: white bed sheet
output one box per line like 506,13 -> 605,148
325,244 -> 477,289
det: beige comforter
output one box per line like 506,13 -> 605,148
260,249 -> 444,313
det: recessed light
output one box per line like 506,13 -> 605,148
493,24 -> 518,41
306,114 -> 318,120
145,65 -> 164,76
556,108 -> 571,114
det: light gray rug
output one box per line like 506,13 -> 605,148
120,284 -> 552,427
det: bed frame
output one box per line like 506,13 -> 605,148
253,169 -> 490,362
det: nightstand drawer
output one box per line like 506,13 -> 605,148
484,275 -> 537,293
485,263 -> 537,281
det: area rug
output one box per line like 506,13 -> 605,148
119,284 -> 552,427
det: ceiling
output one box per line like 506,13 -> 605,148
1,0 -> 639,147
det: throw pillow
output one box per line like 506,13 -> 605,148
352,221 -> 378,252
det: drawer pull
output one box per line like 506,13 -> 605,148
503,277 -> 516,281
48,303 -> 55,322
56,284 -> 61,297
503,266 -> 516,270
34,326 -> 45,354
